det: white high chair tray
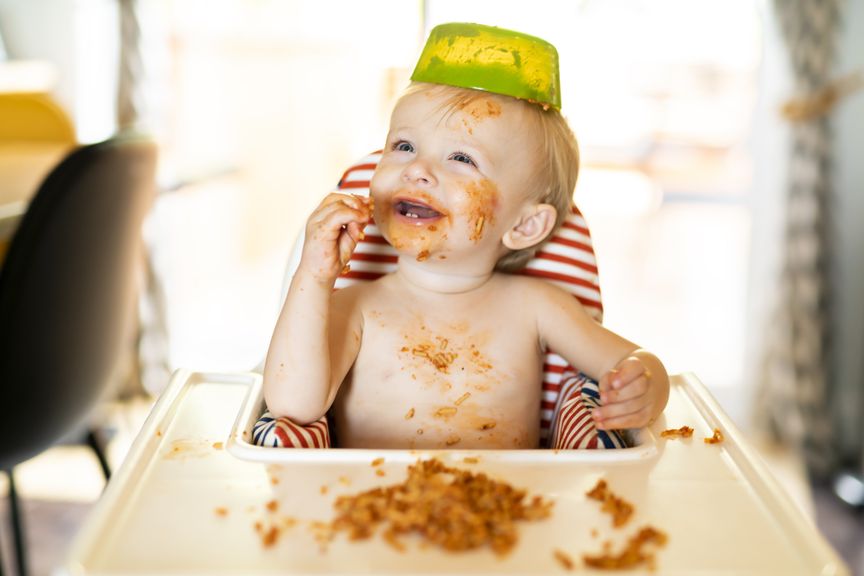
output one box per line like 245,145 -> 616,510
62,370 -> 848,576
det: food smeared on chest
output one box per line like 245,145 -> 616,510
402,335 -> 458,373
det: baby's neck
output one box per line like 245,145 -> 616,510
395,260 -> 496,295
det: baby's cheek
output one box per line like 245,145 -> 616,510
461,179 -> 499,243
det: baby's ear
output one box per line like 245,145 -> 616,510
502,204 -> 558,251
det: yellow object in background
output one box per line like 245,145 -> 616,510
0,92 -> 76,144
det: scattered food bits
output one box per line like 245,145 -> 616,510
586,479 -> 634,528
704,428 -> 725,444
454,392 -> 471,405
416,250 -> 430,262
582,526 -> 668,570
265,499 -> 279,513
330,458 -> 553,555
553,548 -> 575,571
463,456 -> 480,464
371,457 -> 385,467
445,435 -> 462,446
375,469 -> 386,477
270,476 -> 280,485
338,476 -> 351,486
404,407 -> 415,420
320,485 -> 329,495
478,420 -> 497,431
214,507 -> 229,517
212,441 -> 224,450
660,426 -> 694,439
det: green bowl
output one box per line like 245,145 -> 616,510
411,22 -> 561,110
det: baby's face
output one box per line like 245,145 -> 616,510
370,85 -> 543,267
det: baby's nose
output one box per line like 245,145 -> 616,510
402,159 -> 437,186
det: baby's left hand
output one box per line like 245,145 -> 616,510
593,353 -> 667,430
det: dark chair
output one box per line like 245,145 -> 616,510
0,135 -> 157,576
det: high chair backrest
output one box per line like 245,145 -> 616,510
285,151 -> 605,445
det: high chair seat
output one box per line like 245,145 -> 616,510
254,152 -> 627,450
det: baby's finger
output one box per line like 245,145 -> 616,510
608,356 -> 650,390
311,201 -> 368,230
601,374 -> 648,404
593,394 -> 647,426
594,405 -> 653,431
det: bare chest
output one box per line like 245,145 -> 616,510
333,296 -> 544,448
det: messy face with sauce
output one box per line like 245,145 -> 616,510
370,83 -> 544,269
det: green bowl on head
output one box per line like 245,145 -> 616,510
411,22 -> 561,110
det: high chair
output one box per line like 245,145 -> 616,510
252,152 -> 628,451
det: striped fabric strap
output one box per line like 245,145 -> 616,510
253,412 -> 331,448
551,372 -> 627,450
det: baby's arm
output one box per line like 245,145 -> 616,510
533,281 -> 670,430
263,193 -> 370,423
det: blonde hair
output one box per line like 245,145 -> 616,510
398,83 -> 580,272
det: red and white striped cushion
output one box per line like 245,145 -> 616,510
255,152 -> 626,450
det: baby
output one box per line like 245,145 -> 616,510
264,27 -> 669,449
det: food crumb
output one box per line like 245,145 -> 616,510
416,428 -> 424,435
416,250 -> 430,262
338,476 -> 351,486
454,392 -> 471,406
478,419 -> 497,431
553,548 -> 575,570
704,428 -> 724,444
265,499 -> 279,513
435,406 -> 458,419
371,457 -> 385,467
660,426 -> 694,439
261,525 -> 281,548
586,479 -> 634,528
375,469 -> 386,477
445,435 -> 461,446
212,441 -> 224,450
405,407 -> 415,419
463,456 -> 479,464
582,526 -> 667,570
214,507 -> 229,517
270,476 -> 280,485
320,485 -> 329,495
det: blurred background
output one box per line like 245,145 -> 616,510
0,0 -> 861,574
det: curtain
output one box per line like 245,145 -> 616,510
756,0 -> 843,477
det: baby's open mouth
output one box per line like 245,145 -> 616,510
394,199 -> 444,221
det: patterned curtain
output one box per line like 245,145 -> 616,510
118,0 -> 143,130
756,0 -> 843,477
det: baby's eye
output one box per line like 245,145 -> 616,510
450,152 -> 476,167
393,141 -> 414,153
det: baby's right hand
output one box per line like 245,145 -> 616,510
300,193 -> 371,284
